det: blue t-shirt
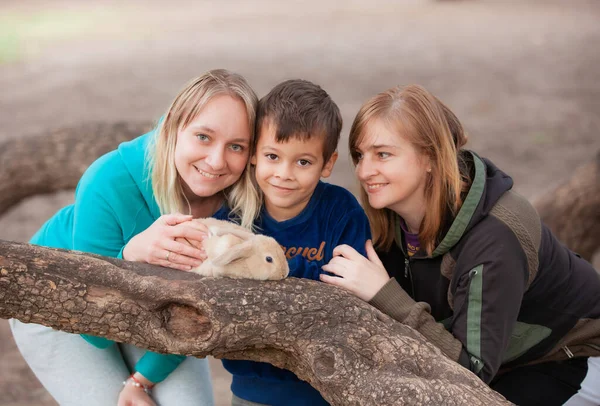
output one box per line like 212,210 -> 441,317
222,181 -> 371,406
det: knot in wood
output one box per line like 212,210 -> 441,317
163,303 -> 212,341
313,349 -> 336,379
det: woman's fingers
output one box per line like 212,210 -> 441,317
175,236 -> 203,250
169,223 -> 208,243
186,221 -> 209,233
163,239 -> 205,264
161,213 -> 193,226
158,260 -> 195,272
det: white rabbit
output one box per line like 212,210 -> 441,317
190,218 -> 289,280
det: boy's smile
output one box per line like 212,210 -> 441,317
251,123 -> 337,222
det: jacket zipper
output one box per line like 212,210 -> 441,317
562,346 -> 574,358
587,343 -> 600,352
404,257 -> 415,297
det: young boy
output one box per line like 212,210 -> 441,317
222,80 -> 371,406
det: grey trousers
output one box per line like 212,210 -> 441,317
563,357 -> 600,406
10,320 -> 214,406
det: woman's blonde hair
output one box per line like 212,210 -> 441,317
349,85 -> 469,255
148,69 -> 260,229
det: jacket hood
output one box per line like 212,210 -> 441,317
429,150 -> 513,257
117,129 -> 162,220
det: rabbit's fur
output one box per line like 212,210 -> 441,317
190,218 -> 289,280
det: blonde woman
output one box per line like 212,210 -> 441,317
10,69 -> 259,406
321,85 -> 600,405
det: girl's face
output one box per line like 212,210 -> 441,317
175,94 -> 251,202
353,119 -> 430,215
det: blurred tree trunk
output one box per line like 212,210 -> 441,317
0,122 -> 152,215
532,152 -> 600,261
0,239 -> 510,405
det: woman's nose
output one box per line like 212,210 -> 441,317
356,158 -> 376,180
205,147 -> 226,170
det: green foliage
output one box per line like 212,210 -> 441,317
0,9 -> 118,64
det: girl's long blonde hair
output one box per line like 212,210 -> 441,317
349,85 -> 469,255
148,69 -> 260,229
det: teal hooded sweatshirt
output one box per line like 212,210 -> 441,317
29,130 -> 222,383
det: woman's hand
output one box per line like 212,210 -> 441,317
321,240 -> 391,302
122,213 -> 208,271
118,373 -> 156,406
117,384 -> 156,406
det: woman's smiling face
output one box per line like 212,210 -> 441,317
354,118 -> 429,215
174,94 -> 251,202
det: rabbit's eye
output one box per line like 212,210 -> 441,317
266,256 -> 273,263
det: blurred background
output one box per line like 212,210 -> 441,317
0,0 -> 599,405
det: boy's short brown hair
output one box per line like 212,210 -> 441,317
256,79 -> 342,162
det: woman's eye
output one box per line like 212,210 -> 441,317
196,134 -> 209,142
378,152 -> 390,159
352,151 -> 363,161
298,159 -> 311,167
266,153 -> 278,161
230,144 -> 244,152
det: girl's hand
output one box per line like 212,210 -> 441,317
321,240 -> 390,302
122,213 -> 208,271
117,383 -> 156,406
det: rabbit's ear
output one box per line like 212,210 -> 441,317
208,225 -> 255,241
224,228 -> 255,241
211,240 -> 255,266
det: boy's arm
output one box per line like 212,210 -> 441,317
332,207 -> 372,257
287,255 -> 321,280
287,207 -> 371,280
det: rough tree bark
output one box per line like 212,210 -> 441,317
0,122 -> 152,215
0,240 -> 509,405
532,151 -> 600,261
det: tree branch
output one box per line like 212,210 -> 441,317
0,240 -> 509,405
0,122 -> 152,215
532,151 -> 600,261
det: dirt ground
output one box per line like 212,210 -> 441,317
0,0 -> 599,405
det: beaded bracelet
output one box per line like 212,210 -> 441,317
123,374 -> 154,395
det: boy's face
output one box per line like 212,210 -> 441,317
251,123 -> 338,222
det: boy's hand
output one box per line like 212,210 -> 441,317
320,240 -> 390,302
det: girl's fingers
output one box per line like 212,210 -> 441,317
319,273 -> 347,287
321,257 -> 351,276
331,244 -> 364,261
365,240 -> 384,267
320,264 -> 338,276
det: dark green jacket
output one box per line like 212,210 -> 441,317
370,151 -> 600,383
